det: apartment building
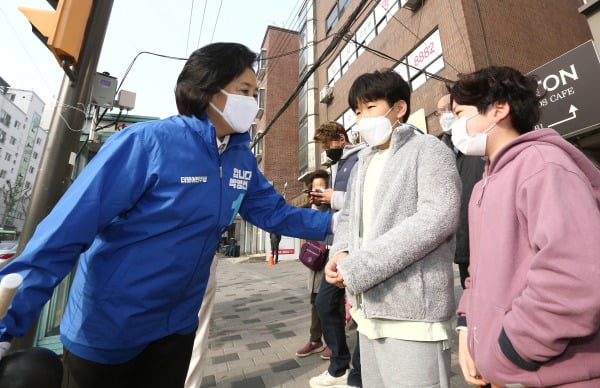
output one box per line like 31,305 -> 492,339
0,79 -> 48,232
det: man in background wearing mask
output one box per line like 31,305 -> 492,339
324,69 -> 461,387
309,121 -> 366,388
437,94 -> 485,289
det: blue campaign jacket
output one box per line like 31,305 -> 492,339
0,113 -> 331,363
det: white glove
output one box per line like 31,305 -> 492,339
0,341 -> 10,361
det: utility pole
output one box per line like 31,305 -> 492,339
19,1 -> 114,249
13,0 -> 114,350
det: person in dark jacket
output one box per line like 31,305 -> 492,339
0,43 -> 331,388
437,94 -> 485,289
269,233 -> 282,263
309,121 -> 366,388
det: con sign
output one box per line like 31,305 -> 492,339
528,40 -> 600,137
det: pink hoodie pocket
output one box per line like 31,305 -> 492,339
472,305 -> 542,386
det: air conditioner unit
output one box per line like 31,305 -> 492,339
319,86 -> 334,104
403,0 -> 424,11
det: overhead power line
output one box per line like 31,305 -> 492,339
185,0 -> 195,56
210,0 -> 224,43
250,0 -> 372,149
195,0 -> 209,49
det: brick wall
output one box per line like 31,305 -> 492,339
257,26 -> 305,202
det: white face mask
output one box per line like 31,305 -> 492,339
439,111 -> 455,134
209,90 -> 258,133
355,107 -> 397,146
450,112 -> 496,156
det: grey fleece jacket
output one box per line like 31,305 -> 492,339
332,124 -> 461,322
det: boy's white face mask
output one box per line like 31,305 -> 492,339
210,90 -> 258,134
450,112 -> 496,156
355,107 -> 398,146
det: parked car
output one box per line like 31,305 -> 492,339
0,240 -> 18,269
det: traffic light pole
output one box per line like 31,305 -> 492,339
13,0 -> 114,350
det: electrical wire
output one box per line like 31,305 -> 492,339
389,12 -> 464,76
195,0 -> 208,49
185,0 -> 196,56
0,7 -> 56,96
116,51 -> 188,94
210,0 -> 224,43
446,0 -> 471,72
256,0 -> 308,84
95,109 -> 123,130
250,0 -> 372,148
344,35 -> 453,83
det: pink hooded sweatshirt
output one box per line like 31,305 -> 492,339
457,129 -> 600,387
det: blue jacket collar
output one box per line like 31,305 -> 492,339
177,112 -> 251,148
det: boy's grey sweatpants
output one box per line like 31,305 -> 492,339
359,333 -> 451,388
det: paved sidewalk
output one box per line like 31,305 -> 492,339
200,256 -> 470,388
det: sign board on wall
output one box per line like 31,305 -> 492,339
528,40 -> 600,137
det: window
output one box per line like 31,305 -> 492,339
33,152 -> 38,159
9,137 -> 16,145
25,181 -> 31,190
257,49 -> 267,80
258,88 -> 265,110
298,24 -> 308,75
326,1 -> 403,86
255,88 -> 265,120
250,124 -> 263,158
394,29 -> 444,91
0,130 -> 6,144
0,170 -> 5,178
5,153 -> 11,162
298,84 -> 308,121
29,166 -> 35,174
298,118 -> 309,175
14,121 -> 20,129
327,57 -> 342,86
326,0 -> 352,35
0,111 -> 11,127
355,13 -> 376,54
326,5 -> 339,35
36,137 -> 42,145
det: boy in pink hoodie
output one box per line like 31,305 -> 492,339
449,66 -> 600,387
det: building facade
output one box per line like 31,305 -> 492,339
296,0 -> 592,170
239,26 -> 305,256
0,81 -> 48,233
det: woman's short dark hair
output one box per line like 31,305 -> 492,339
175,43 -> 257,118
348,69 -> 411,122
447,66 -> 541,134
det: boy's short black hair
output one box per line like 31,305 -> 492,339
348,69 -> 411,122
175,43 -> 257,118
447,66 -> 541,134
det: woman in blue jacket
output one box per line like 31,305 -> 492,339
0,43 -> 331,388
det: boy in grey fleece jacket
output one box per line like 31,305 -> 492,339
324,70 -> 461,387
